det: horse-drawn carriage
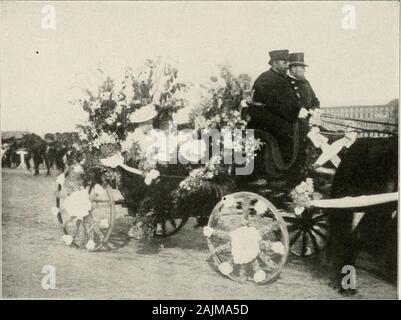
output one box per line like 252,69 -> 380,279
54,62 -> 398,286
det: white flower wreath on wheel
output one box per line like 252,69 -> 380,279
204,195 -> 286,283
62,189 -> 92,220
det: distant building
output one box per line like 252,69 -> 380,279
321,99 -> 398,138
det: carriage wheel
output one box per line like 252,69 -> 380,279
153,211 -> 189,238
283,207 -> 329,257
206,192 -> 289,285
55,167 -> 122,251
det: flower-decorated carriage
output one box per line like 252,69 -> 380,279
54,59 -> 398,285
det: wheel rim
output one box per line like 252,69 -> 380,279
56,166 -> 124,251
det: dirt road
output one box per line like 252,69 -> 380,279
1,169 -> 397,299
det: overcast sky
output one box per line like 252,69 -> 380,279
1,1 -> 399,134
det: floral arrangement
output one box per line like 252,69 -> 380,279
290,178 -> 315,215
175,66 -> 261,201
71,58 -> 191,189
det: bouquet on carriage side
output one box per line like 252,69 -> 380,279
173,65 -> 263,225
65,58 -> 193,241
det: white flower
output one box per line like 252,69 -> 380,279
206,172 -> 214,179
218,262 -> 233,275
230,226 -> 262,264
63,189 -> 91,220
62,234 -> 73,246
306,178 -> 313,187
270,242 -> 286,255
101,91 -> 111,101
99,218 -> 110,229
100,153 -> 124,168
253,270 -> 266,283
115,104 -> 124,113
172,108 -> 190,124
203,226 -> 214,238
85,239 -> 96,251
92,132 -> 117,148
294,206 -> 305,216
78,131 -> 88,141
73,164 -> 84,174
240,99 -> 248,108
221,195 -> 236,208
254,201 -> 268,214
144,169 -> 160,185
105,116 -> 115,125
51,207 -> 60,216
309,108 -> 322,127
56,173 -> 65,186
298,108 -> 309,119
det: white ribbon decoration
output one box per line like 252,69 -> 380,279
310,192 -> 398,209
308,126 -> 357,168
100,153 -> 159,185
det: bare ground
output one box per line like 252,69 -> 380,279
1,169 -> 397,299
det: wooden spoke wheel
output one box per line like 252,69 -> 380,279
283,207 -> 329,257
206,192 -> 289,285
55,166 -> 124,251
153,211 -> 189,238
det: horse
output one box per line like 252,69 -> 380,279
20,133 -> 50,175
327,136 -> 398,294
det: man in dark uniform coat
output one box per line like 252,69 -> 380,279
287,52 -> 320,179
247,49 -> 302,182
287,52 -> 319,111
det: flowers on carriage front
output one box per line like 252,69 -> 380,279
291,178 -> 315,215
63,189 -> 92,220
144,169 -> 160,186
308,108 -> 322,127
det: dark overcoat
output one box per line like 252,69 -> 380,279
287,77 -> 319,110
248,68 -> 301,166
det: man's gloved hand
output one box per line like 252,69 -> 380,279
298,108 -> 309,118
